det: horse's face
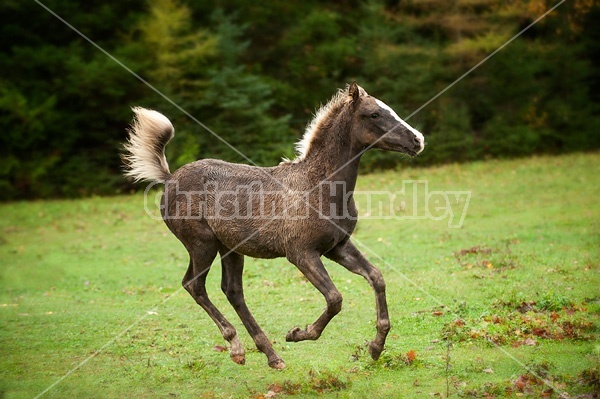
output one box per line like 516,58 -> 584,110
349,83 -> 424,156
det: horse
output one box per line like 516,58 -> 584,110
122,82 -> 425,369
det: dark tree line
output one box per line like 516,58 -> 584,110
1,0 -> 598,199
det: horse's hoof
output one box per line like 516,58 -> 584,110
368,341 -> 383,360
231,354 -> 246,365
285,327 -> 302,342
269,359 -> 286,370
286,325 -> 319,342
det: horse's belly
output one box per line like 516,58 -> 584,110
210,220 -> 286,259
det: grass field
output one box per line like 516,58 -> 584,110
1,152 -> 599,398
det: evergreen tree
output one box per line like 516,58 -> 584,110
0,0 -> 145,198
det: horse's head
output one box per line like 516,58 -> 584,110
348,82 -> 424,156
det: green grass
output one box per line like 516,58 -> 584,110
1,153 -> 599,398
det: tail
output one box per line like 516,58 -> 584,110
122,107 -> 174,183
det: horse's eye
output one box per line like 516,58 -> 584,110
370,113 -> 379,119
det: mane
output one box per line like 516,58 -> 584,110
283,88 -> 349,163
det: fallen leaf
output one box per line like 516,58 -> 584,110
515,376 -> 527,391
517,301 -> 536,313
482,368 -> 494,374
267,384 -> 283,394
432,311 -> 443,316
212,345 -> 227,353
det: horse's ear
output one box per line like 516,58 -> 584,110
348,81 -> 360,105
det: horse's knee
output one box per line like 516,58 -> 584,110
370,269 -> 386,293
327,291 -> 343,315
377,318 -> 391,335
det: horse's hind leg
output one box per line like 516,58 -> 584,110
325,239 -> 390,360
219,248 -> 285,369
182,243 -> 245,365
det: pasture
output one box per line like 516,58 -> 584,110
1,152 -> 598,398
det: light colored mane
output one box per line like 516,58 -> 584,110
283,88 -> 349,163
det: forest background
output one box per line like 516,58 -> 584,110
0,0 -> 598,199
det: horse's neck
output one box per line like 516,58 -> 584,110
300,125 -> 362,192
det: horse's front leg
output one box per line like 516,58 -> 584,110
285,251 -> 343,342
325,239 -> 390,360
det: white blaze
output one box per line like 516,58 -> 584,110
375,99 -> 425,153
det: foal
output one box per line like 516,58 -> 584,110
123,83 -> 424,369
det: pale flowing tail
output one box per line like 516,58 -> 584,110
122,107 -> 174,183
